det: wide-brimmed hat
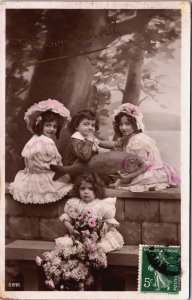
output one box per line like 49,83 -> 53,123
24,99 -> 71,134
113,103 -> 145,131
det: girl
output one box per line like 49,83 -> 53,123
9,99 -> 73,204
66,110 -> 99,165
98,103 -> 180,192
56,173 -> 124,253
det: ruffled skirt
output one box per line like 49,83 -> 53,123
117,168 -> 170,192
98,227 -> 124,253
55,227 -> 124,254
9,169 -> 73,204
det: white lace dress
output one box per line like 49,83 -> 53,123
56,197 -> 124,253
117,133 -> 180,192
9,134 -> 73,204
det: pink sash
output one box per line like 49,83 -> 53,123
147,163 -> 180,186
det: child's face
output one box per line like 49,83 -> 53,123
119,116 -> 135,136
76,118 -> 96,138
79,180 -> 95,203
43,120 -> 57,139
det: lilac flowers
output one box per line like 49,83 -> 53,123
35,208 -> 107,291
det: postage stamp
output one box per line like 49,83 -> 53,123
138,245 -> 180,294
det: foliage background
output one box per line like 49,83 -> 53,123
6,9 -> 181,181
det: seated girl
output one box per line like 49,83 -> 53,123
98,103 -> 180,192
9,99 -> 73,204
56,173 -> 124,253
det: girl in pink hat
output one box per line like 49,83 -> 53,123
99,103 -> 180,192
9,99 -> 73,204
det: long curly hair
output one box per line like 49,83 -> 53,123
68,110 -> 99,134
113,111 -> 138,137
71,173 -> 105,200
32,111 -> 63,139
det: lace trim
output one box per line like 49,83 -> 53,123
9,185 -> 73,204
126,133 -> 155,151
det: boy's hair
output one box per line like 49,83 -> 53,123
32,110 -> 63,139
72,173 -> 105,199
68,110 -> 99,134
113,112 -> 138,137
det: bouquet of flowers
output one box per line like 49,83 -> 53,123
36,208 -> 107,291
74,207 -> 103,242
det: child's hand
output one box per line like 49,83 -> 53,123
73,229 -> 80,236
68,226 -> 75,235
117,170 -> 130,179
86,131 -> 95,141
101,222 -> 113,236
109,179 -> 121,188
100,222 -> 107,236
117,171 -> 132,183
64,220 -> 74,236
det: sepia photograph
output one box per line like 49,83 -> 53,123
0,1 -> 190,299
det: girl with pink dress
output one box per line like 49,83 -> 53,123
9,99 -> 73,204
99,103 -> 180,192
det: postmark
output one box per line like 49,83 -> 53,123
138,245 -> 180,294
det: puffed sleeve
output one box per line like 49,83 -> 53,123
126,133 -> 163,165
22,135 -> 63,169
59,198 -> 80,223
126,134 -> 152,162
102,197 -> 119,226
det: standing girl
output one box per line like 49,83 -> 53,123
99,103 -> 180,192
56,173 -> 124,253
66,110 -> 99,165
9,99 -> 73,204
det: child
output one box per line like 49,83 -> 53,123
99,103 -> 180,192
9,99 -> 73,204
56,173 -> 124,253
66,110 -> 99,165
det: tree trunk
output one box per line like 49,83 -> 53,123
15,10 -> 112,167
122,44 -> 145,105
9,10 -> 153,177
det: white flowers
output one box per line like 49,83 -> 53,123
55,235 -> 73,248
36,211 -> 107,291
35,256 -> 43,266
45,279 -> 55,289
35,116 -> 42,125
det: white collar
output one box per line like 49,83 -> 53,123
71,131 -> 86,141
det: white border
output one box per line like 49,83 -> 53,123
0,1 -> 189,10
0,2 -> 190,300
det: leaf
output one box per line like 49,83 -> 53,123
99,109 -> 110,117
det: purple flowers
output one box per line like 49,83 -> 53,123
36,208 -> 107,291
88,217 -> 96,227
113,103 -> 142,118
74,208 -> 103,234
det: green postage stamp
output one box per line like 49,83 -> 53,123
138,245 -> 180,294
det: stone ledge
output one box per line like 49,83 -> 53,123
105,187 -> 180,200
5,240 -> 138,266
6,182 -> 180,201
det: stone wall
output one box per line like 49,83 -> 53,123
6,187 -> 181,246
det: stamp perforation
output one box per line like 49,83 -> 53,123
138,244 -> 180,295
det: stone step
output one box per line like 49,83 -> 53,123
6,239 -> 138,266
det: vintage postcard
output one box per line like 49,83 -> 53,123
0,1 -> 190,300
